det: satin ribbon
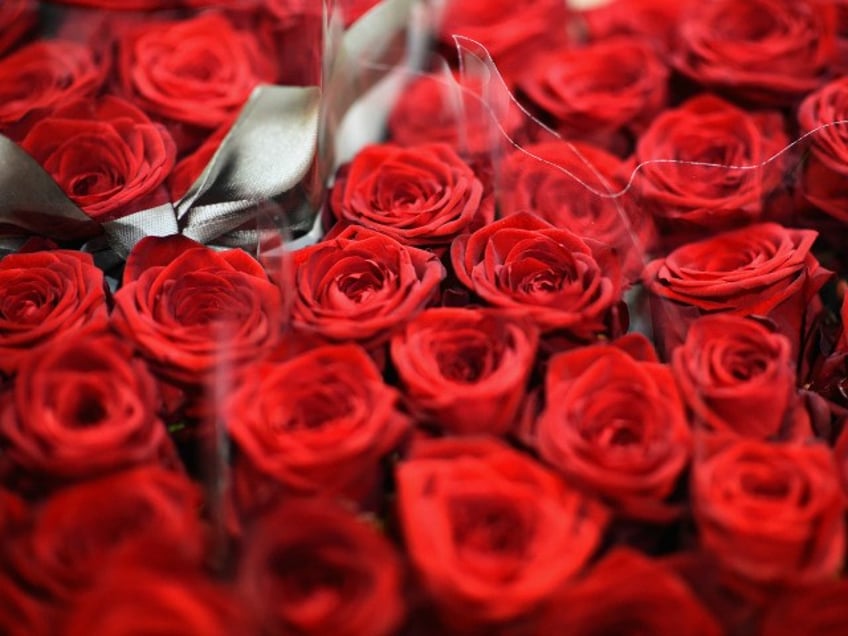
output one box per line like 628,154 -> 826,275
0,0 -> 415,259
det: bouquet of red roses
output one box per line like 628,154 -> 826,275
4,0 -> 848,634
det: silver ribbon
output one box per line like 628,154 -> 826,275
0,0 -> 415,259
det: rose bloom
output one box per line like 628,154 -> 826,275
238,499 -> 404,636
21,97 -> 176,222
387,73 -> 525,158
542,549 -> 722,635
581,0 -> 682,54
292,225 -> 445,347
390,308 -> 538,436
0,0 -> 36,57
671,315 -> 803,440
526,337 -> 690,521
227,345 -> 409,512
451,212 -> 623,338
117,13 -> 276,148
0,250 -> 108,377
760,580 -> 848,636
643,223 -> 831,359
798,76 -> 848,223
330,143 -> 487,248
397,437 -> 607,632
112,235 -> 286,387
672,0 -> 837,105
497,140 -> 653,282
437,0 -> 570,87
520,37 -> 668,153
8,467 -> 205,600
632,94 -> 787,241
0,41 -> 104,139
0,328 -> 178,491
693,440 -> 845,585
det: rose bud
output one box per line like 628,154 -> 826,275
292,225 -> 445,349
116,13 -> 277,150
693,440 -> 845,586
112,235 -> 286,388
0,40 -> 104,140
671,315 -> 806,440
390,308 -> 537,436
0,250 -> 108,377
8,467 -> 205,600
519,37 -> 668,154
397,436 -> 607,633
238,499 -> 405,636
798,76 -> 848,224
21,97 -> 176,222
760,580 -> 848,636
437,0 -> 571,88
0,328 -> 179,493
451,212 -> 623,339
0,0 -> 36,57
541,549 -> 722,635
497,140 -> 654,282
226,344 -> 409,515
672,0 -> 837,106
631,94 -> 787,242
524,337 -> 690,522
643,223 -> 832,360
329,143 -> 488,248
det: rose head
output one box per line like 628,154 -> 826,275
390,308 -> 538,436
451,212 -> 623,338
529,338 -> 691,521
227,344 -> 409,509
292,225 -> 445,347
0,250 -> 108,377
693,440 -> 845,585
643,223 -> 831,359
330,143 -> 487,247
672,0 -> 837,105
112,236 -> 286,387
397,437 -> 607,631
582,0 -> 682,54
238,499 -> 404,636
21,97 -> 176,222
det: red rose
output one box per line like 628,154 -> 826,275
227,345 -> 409,512
390,308 -> 538,436
437,0 -> 571,87
0,0 -> 36,57
582,0 -> 682,54
542,549 -> 722,635
238,499 -> 405,636
292,225 -> 445,347
693,440 -> 845,585
21,97 -> 176,221
643,223 -> 831,359
50,0 -> 174,7
0,250 -> 108,377
760,581 -> 848,636
672,0 -> 837,105
497,140 -> 653,281
632,94 -> 787,240
798,77 -> 848,222
519,37 -> 668,153
671,315 -> 803,440
526,337 -> 690,521
0,328 -> 178,492
0,574 -> 50,636
112,235 -> 286,387
330,143 -> 487,247
0,41 -> 104,140
451,212 -> 623,338
387,74 -> 525,158
9,467 -> 205,600
117,13 -> 275,147
396,437 -> 607,632
64,555 -> 245,636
